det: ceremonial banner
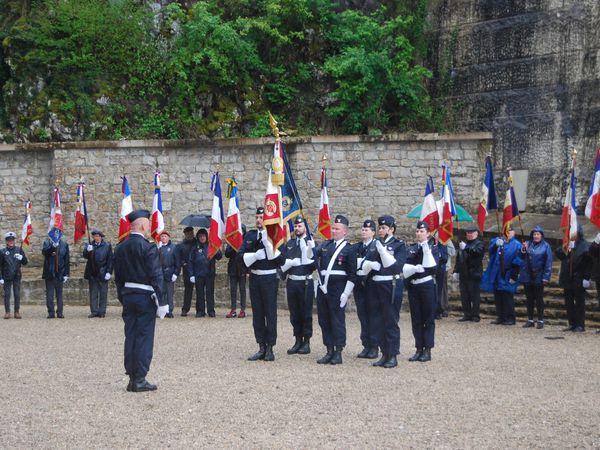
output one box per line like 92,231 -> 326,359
208,172 -> 225,259
21,200 -> 33,246
317,168 -> 331,240
585,146 -> 600,228
502,172 -> 520,239
477,156 -> 498,232
118,176 -> 133,242
225,177 -> 243,251
420,176 -> 439,232
74,183 -> 88,244
48,187 -> 63,243
151,171 -> 164,242
560,155 -> 578,252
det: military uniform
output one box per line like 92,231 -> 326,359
83,229 -> 113,318
175,228 -> 196,316
158,231 -> 180,317
0,232 -> 28,319
42,238 -> 70,318
454,225 -> 484,322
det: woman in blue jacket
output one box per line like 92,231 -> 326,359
518,226 -> 553,329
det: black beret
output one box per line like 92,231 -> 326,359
91,229 -> 104,237
465,224 -> 479,233
293,216 -> 305,225
127,209 -> 151,222
416,220 -> 430,230
183,226 -> 194,233
378,215 -> 396,227
334,215 -> 349,226
256,206 -> 265,215
362,220 -> 376,231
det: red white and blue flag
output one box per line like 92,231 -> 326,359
224,177 -> 243,252
151,171 -> 164,243
119,176 -> 133,242
208,172 -> 225,259
585,146 -> 600,228
21,200 -> 33,246
74,183 -> 88,244
47,187 -> 63,244
317,168 -> 331,240
438,165 -> 453,244
560,156 -> 578,252
477,156 -> 498,233
502,172 -> 520,239
420,176 -> 439,232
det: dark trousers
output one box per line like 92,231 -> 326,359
460,277 -> 481,319
181,265 -> 194,313
408,281 -> 436,349
229,275 -> 246,310
436,271 -> 448,315
122,292 -> 157,378
286,279 -> 313,338
494,290 -> 515,322
564,288 -> 586,328
194,275 -> 216,315
3,279 -> 21,313
89,278 -> 109,316
163,281 -> 175,313
354,282 -> 377,349
45,279 -> 64,316
249,274 -> 278,345
524,283 -> 545,321
316,289 -> 346,347
371,279 -> 403,356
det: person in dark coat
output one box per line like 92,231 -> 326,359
0,232 -> 28,319
188,228 -> 222,317
176,226 -> 196,316
588,231 -> 600,330
434,240 -> 448,320
453,224 -> 485,322
225,224 -> 247,318
42,236 -> 70,319
518,225 -> 553,329
83,229 -> 113,318
158,231 -> 180,318
555,225 -> 591,332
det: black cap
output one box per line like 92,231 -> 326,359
378,215 -> 396,227
416,220 -> 430,230
183,226 -> 194,233
256,206 -> 265,215
196,228 -> 208,237
334,215 -> 349,226
127,209 -> 151,222
362,220 -> 376,231
91,229 -> 104,237
293,216 -> 305,225
465,224 -> 479,233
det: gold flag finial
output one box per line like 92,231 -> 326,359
268,112 -> 279,140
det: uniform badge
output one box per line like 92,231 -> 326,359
5,251 -> 9,256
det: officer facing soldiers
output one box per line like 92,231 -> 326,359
241,207 -> 284,362
280,216 -> 316,355
314,215 -> 357,365
0,232 -> 28,319
114,209 -> 167,392
42,235 -> 70,319
403,221 -> 439,362
83,229 -> 113,318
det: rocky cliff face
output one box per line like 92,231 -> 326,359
428,0 -> 600,213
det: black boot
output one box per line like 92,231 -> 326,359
264,344 -> 275,361
408,348 -> 423,362
126,375 -> 134,392
357,347 -> 370,358
372,353 -> 387,367
365,347 -> 379,359
248,344 -> 266,361
317,346 -> 334,364
418,348 -> 431,362
287,337 -> 303,354
297,337 -> 311,354
329,346 -> 343,365
383,355 -> 398,368
132,377 -> 157,392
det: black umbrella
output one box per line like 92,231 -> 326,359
179,214 -> 211,228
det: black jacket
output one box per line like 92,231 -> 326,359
0,246 -> 28,281
454,238 -> 485,280
225,244 -> 247,277
158,240 -> 181,281
189,242 -> 222,278
83,240 -> 113,280
42,239 -> 70,280
555,239 -> 592,289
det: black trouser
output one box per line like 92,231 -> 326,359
89,277 -> 109,316
316,288 -> 346,347
564,287 -> 586,328
371,279 -> 403,356
436,271 -> 448,315
45,279 -> 64,316
524,283 -> 544,321
249,273 -> 278,345
229,275 -> 246,310
3,279 -> 21,313
354,282 -> 377,349
122,292 -> 156,378
163,281 -> 175,313
286,279 -> 313,338
494,290 -> 515,322
181,265 -> 194,313
460,277 -> 481,319
407,280 -> 436,349
194,275 -> 215,315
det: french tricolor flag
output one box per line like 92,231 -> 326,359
224,177 -> 243,252
585,146 -> 600,228
151,171 -> 164,242
420,176 -> 439,232
208,172 -> 225,259
21,200 -> 33,246
502,172 -> 520,239
560,157 -> 578,252
74,183 -> 88,244
477,156 -> 498,233
118,176 -> 133,242
317,168 -> 331,240
47,187 -> 63,243
438,166 -> 453,244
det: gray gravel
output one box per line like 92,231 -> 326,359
0,305 -> 599,449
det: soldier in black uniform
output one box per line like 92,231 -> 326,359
114,210 -> 167,392
351,220 -> 379,359
314,215 -> 357,365
0,232 -> 28,319
368,215 -> 406,369
158,230 -> 180,318
240,207 -> 284,362
403,221 -> 439,362
42,236 -> 70,319
176,226 -> 196,316
280,216 -> 316,355
83,229 -> 113,318
453,224 -> 484,322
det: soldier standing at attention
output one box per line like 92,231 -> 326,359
83,229 -> 113,318
0,232 -> 28,319
158,230 -> 179,318
42,235 -> 70,319
176,226 -> 196,317
114,210 -> 168,392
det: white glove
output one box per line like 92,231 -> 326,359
63,276 -> 68,283
280,259 -> 294,273
452,273 -> 460,282
375,240 -> 396,268
157,304 -> 169,319
496,239 -> 504,247
0,279 -> 4,285
52,242 -> 59,248
242,249 -> 266,267
361,260 -> 381,275
171,274 -> 177,282
595,233 -> 600,245
307,239 -> 316,249
459,241 -> 466,250
375,239 -> 385,254
583,279 -> 591,289
339,281 -> 355,308
340,293 -> 349,308
14,253 -> 23,261
190,276 -> 196,284
414,264 -> 425,273
420,241 -> 430,251
86,244 -> 93,252
104,273 -> 111,281
255,249 -> 266,260
570,241 -> 576,249
290,258 -> 302,267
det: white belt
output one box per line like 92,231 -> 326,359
320,270 -> 346,277
251,269 -> 277,276
373,275 -> 403,282
411,275 -> 433,285
288,274 -> 313,281
124,282 -> 154,292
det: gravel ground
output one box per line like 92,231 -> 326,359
0,305 -> 599,449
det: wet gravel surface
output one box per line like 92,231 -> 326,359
0,305 -> 599,449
